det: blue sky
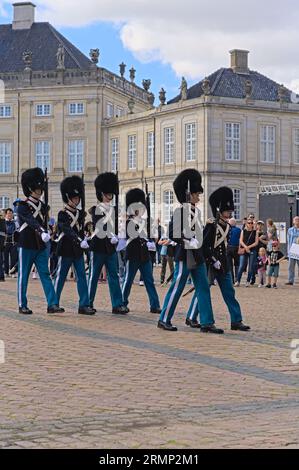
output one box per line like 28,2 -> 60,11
0,2 -> 196,102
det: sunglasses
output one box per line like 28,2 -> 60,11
247,222 -> 254,225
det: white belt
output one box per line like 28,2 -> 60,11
19,200 -> 42,233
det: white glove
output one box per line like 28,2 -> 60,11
80,239 -> 89,250
41,232 -> 51,243
116,238 -> 127,252
147,241 -> 156,252
110,235 -> 119,245
213,260 -> 221,270
185,238 -> 200,250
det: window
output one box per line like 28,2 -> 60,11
164,127 -> 175,164
185,123 -> 196,161
0,196 -> 10,210
260,125 -> 275,163
0,142 -> 11,174
36,104 -> 51,117
128,135 -> 137,170
116,106 -> 124,117
36,141 -> 51,171
225,123 -> 240,161
0,105 -> 12,118
68,140 -> 84,173
111,138 -> 119,172
233,189 -> 241,220
69,103 -> 84,115
107,102 -> 114,118
294,128 -> 299,164
149,191 -> 155,212
164,190 -> 174,224
147,132 -> 155,168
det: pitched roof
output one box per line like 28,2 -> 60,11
0,22 -> 93,72
168,68 -> 292,104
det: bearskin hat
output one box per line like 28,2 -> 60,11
21,168 -> 45,197
173,169 -> 203,204
126,188 -> 146,211
60,176 -> 84,204
209,187 -> 234,217
94,172 -> 119,201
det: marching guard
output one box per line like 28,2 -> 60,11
158,169 -> 223,333
186,187 -> 250,331
87,172 -> 128,314
53,176 -> 95,315
17,168 -> 64,315
122,188 -> 161,314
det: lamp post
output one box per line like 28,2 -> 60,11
287,190 -> 296,228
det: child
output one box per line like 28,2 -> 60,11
257,247 -> 268,287
266,241 -> 285,288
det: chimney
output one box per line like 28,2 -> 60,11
230,49 -> 249,74
12,2 -> 36,30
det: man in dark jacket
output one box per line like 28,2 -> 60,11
0,211 -> 6,281
87,172 -> 128,314
16,168 -> 64,315
53,176 -> 95,316
186,187 -> 250,331
122,188 -> 161,314
4,208 -> 18,276
158,169 -> 223,333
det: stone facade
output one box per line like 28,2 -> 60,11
106,94 -> 299,223
1,4 -> 299,227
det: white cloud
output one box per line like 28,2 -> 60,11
2,0 -> 299,90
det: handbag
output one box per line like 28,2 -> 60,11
238,230 -> 254,256
238,246 -> 245,256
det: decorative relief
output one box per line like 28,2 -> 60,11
68,121 -> 85,133
35,123 -> 52,133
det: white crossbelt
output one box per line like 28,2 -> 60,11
214,224 -> 230,249
56,208 -> 80,242
19,199 -> 42,233
91,203 -> 115,240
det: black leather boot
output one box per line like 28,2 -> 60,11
19,307 -> 33,315
200,324 -> 224,334
157,320 -> 177,331
78,307 -> 96,315
186,318 -> 201,328
47,305 -> 65,314
112,306 -> 128,315
231,321 -> 251,331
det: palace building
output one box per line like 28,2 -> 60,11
1,2 -> 299,225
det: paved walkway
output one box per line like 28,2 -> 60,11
0,264 -> 298,448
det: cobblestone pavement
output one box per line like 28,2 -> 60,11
0,263 -> 298,449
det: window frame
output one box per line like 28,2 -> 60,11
293,128 -> 299,164
106,102 -> 114,119
225,122 -> 241,161
0,105 -> 12,118
36,103 -> 52,117
163,190 -> 174,224
185,122 -> 197,162
0,196 -> 10,210
128,135 -> 137,170
35,140 -> 51,172
260,124 -> 276,163
147,131 -> 155,168
232,188 -> 241,221
69,102 -> 85,116
68,139 -> 84,173
111,137 -> 119,173
0,141 -> 12,174
164,127 -> 175,165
